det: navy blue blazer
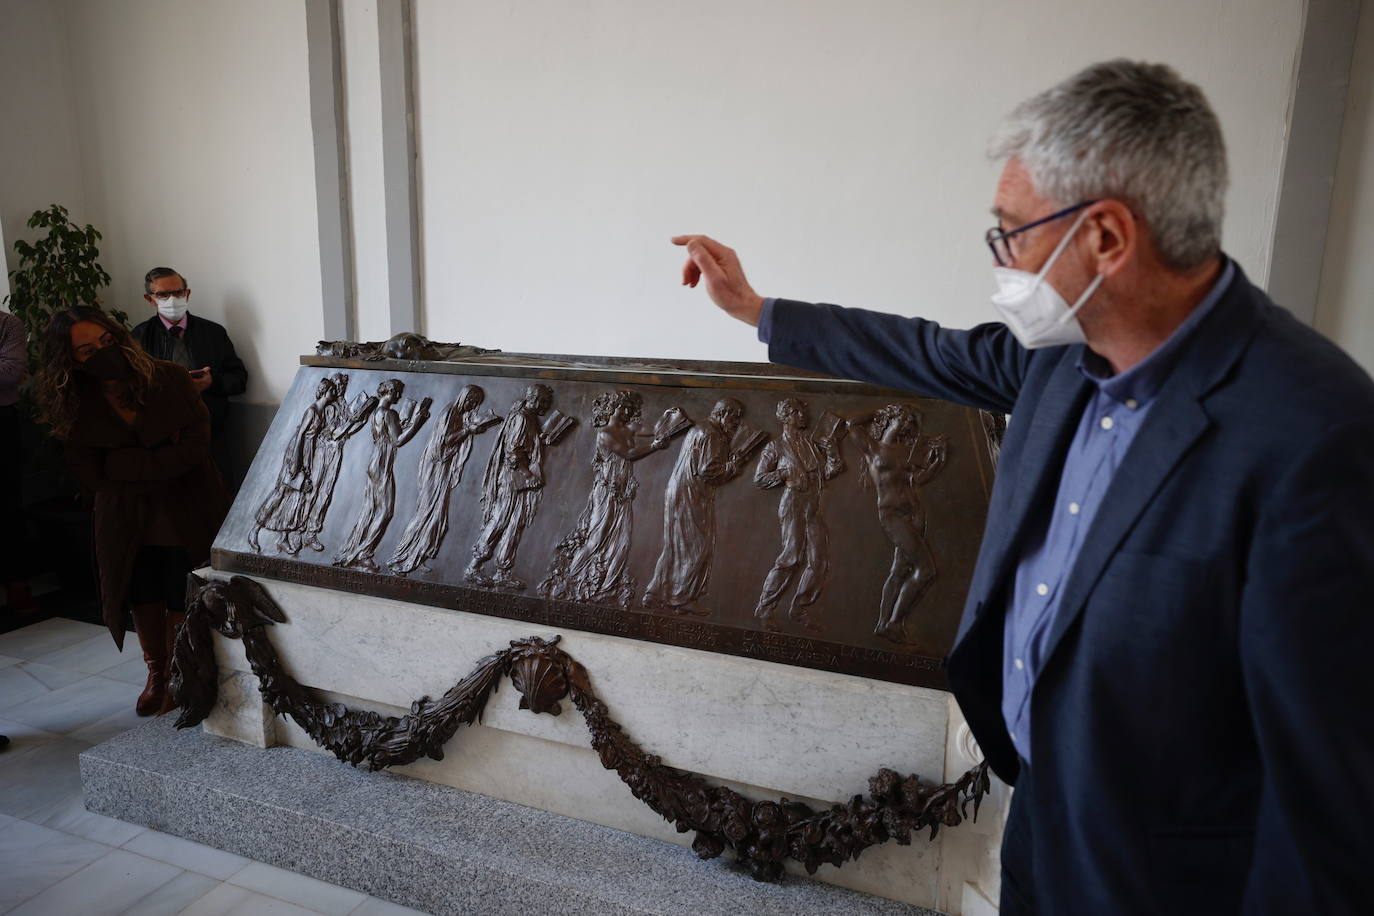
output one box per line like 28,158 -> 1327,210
768,263 -> 1374,914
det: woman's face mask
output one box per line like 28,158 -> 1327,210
76,343 -> 132,381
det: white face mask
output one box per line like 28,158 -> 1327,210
156,296 -> 189,323
990,210 -> 1103,349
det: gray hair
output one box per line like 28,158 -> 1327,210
989,60 -> 1227,271
144,266 -> 187,294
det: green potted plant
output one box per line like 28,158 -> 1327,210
5,204 -> 123,369
4,204 -> 124,599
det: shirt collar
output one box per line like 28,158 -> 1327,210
1077,258 -> 1235,405
158,312 -> 190,332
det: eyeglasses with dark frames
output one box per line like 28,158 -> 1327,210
985,200 -> 1099,267
151,289 -> 190,300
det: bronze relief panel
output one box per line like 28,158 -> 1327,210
218,357 -> 998,689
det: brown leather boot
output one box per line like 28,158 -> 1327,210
131,604 -> 168,717
157,611 -> 187,716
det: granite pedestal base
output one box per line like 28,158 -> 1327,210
80,718 -> 943,915
184,571 -> 1006,913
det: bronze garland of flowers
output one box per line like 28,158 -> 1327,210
171,574 -> 991,882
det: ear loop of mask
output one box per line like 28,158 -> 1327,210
1025,208 -> 1105,327
1055,272 -> 1105,326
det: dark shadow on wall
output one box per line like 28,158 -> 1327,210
218,401 -> 279,497
1315,2 -> 1373,340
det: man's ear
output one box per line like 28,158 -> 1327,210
1088,201 -> 1135,278
143,293 -> 155,306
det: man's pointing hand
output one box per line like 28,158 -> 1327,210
671,235 -> 765,327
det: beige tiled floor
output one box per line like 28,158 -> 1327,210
0,618 -> 426,915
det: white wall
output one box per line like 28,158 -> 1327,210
6,1 -> 1364,395
340,0 -> 392,343
412,0 -> 1305,362
0,0 -> 90,287
1317,3 -> 1374,377
56,0 -> 322,404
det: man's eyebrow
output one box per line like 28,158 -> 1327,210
991,206 -> 1017,225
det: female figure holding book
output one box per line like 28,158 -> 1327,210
541,389 -> 671,607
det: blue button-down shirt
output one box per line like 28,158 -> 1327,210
1002,261 -> 1233,762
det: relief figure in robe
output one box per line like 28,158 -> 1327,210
848,404 -> 947,642
333,379 -> 432,572
466,384 -> 571,590
300,373 -> 376,551
753,398 -> 844,631
387,385 -> 499,575
540,390 -> 672,608
249,377 -> 338,555
642,397 -> 748,616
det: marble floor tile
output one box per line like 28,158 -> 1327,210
70,701 -> 151,745
0,652 -> 20,668
226,862 -> 366,916
0,618 -> 106,660
122,870 -> 220,915
123,830 -> 251,881
0,736 -> 91,818
0,818 -> 111,911
14,658 -> 92,691
180,882 -> 328,916
0,714 -> 62,752
105,655 -> 157,687
30,633 -> 131,676
348,896 -> 432,916
3,675 -> 137,736
0,665 -> 54,710
7,848 -> 182,916
28,788 -> 148,846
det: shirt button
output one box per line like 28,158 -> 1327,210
1015,658 -> 1025,670
1125,398 -> 1139,409
1036,583 -> 1049,596
1069,501 -> 1081,515
1100,416 -> 1115,430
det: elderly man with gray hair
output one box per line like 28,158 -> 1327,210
675,60 -> 1374,914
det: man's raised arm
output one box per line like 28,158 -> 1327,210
672,234 -> 1031,414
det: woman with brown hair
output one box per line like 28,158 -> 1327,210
35,306 -> 229,716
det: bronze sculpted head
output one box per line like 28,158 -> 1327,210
591,389 -> 643,428
776,397 -> 809,430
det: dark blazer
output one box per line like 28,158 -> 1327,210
768,263 -> 1374,914
63,361 -> 230,648
132,313 -> 248,435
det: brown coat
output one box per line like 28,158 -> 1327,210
63,361 -> 230,648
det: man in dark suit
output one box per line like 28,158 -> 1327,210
673,60 -> 1374,914
132,267 -> 248,476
